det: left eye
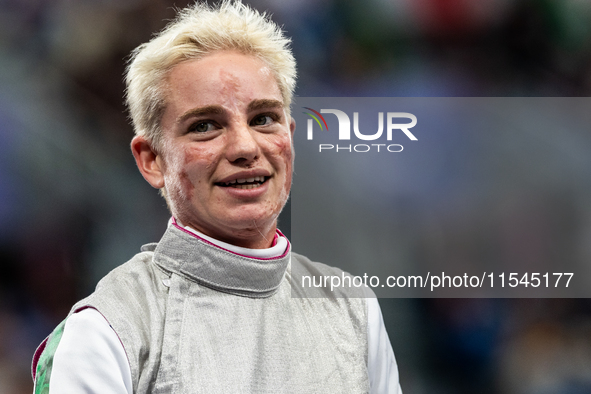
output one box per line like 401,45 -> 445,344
251,115 -> 273,126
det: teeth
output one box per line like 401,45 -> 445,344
234,184 -> 261,189
222,176 -> 266,187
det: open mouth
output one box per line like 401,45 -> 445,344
216,176 -> 269,190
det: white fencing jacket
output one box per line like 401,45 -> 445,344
33,220 -> 402,393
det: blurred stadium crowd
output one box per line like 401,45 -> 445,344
1,0 -> 591,393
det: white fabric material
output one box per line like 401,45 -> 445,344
49,308 -> 132,394
367,298 -> 403,393
52,300 -> 400,393
172,217 -> 288,259
48,227 -> 401,393
179,223 -> 288,259
56,302 -> 398,393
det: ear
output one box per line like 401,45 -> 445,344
130,136 -> 165,189
289,118 -> 296,138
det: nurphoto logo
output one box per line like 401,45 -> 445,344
303,108 -> 418,153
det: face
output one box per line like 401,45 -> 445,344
133,51 -> 294,249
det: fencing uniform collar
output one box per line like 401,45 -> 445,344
170,217 -> 288,259
149,224 -> 291,298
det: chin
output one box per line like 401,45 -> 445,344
229,213 -> 277,230
223,206 -> 279,227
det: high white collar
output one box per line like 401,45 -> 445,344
169,217 -> 288,259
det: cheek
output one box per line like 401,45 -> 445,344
164,146 -> 218,200
177,170 -> 194,200
162,155 -> 193,203
268,134 -> 294,194
271,134 -> 294,169
182,148 -> 218,188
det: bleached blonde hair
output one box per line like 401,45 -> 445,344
125,0 -> 297,150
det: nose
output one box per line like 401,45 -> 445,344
224,122 -> 260,165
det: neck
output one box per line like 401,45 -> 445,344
173,217 -> 277,249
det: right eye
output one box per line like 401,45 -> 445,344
188,121 -> 215,133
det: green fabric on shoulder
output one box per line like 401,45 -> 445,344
34,319 -> 67,394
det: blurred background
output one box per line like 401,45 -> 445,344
1,0 -> 591,392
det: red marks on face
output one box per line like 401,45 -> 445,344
178,169 -> 194,200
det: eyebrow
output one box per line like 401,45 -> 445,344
247,99 -> 285,112
177,105 -> 225,124
176,99 -> 285,124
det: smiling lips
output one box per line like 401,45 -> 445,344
217,176 -> 269,189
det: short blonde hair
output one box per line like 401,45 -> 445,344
125,0 -> 297,149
